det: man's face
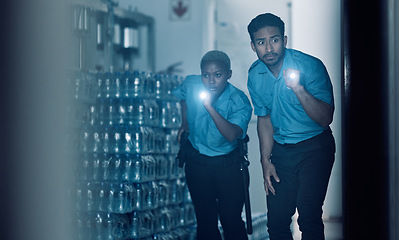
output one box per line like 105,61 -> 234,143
201,61 -> 231,98
251,26 -> 287,69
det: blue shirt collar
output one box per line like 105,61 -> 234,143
214,83 -> 231,110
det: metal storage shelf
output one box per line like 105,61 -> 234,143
72,0 -> 154,24
70,0 -> 155,72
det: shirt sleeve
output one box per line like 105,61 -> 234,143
172,78 -> 186,100
303,60 -> 334,107
173,75 -> 203,101
247,71 -> 272,117
227,90 -> 253,137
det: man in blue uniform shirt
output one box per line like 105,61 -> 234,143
247,13 -> 336,240
174,50 -> 252,240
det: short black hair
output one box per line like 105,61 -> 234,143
247,13 -> 285,42
200,50 -> 231,71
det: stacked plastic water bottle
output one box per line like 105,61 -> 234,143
247,212 -> 269,240
69,70 -> 196,240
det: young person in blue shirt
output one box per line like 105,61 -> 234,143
173,50 -> 252,240
247,13 -> 336,240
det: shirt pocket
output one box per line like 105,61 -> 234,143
263,93 -> 273,111
261,80 -> 276,112
280,87 -> 301,105
253,88 -> 273,115
204,123 -> 225,150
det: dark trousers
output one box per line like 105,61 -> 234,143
267,129 -> 336,240
184,143 -> 248,240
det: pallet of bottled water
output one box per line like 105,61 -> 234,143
66,70 -> 197,240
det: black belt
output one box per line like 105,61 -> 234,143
186,141 -> 241,167
278,127 -> 333,146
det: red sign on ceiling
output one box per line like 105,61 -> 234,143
170,0 -> 191,21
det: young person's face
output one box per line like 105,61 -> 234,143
251,26 -> 287,70
201,61 -> 231,98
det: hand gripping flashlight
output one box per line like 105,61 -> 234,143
199,91 -> 209,100
286,71 -> 298,90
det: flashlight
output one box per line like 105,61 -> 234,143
200,91 -> 208,100
289,72 -> 296,79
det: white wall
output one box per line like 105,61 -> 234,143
291,0 -> 342,219
118,0 -> 209,76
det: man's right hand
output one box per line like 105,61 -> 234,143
261,160 -> 280,195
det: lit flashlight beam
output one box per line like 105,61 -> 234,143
200,91 -> 208,100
